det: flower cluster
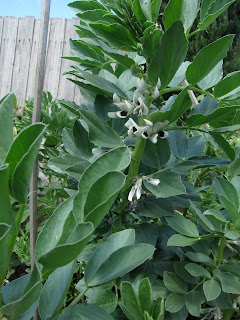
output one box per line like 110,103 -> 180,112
125,118 -> 169,144
128,175 -> 160,201
108,78 -> 168,144
108,78 -> 160,119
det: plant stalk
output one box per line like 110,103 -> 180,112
217,236 -> 227,266
69,287 -> 89,306
222,309 -> 235,320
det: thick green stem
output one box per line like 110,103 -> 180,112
217,236 -> 227,266
222,309 -> 235,320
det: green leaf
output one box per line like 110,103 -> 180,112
186,35 -> 234,85
73,68 -> 128,99
220,195 -> 239,224
152,297 -> 164,320
89,22 -> 137,50
79,109 -> 123,148
185,252 -> 216,268
139,278 -> 152,313
210,132 -> 235,161
5,123 -> 46,203
86,286 -> 117,313
138,197 -> 174,218
203,209 -> 227,225
163,272 -> 188,294
198,0 -> 237,30
73,147 -> 131,224
165,293 -> 185,313
228,159 -> 240,180
185,263 -> 211,278
167,234 -> 199,247
151,0 -> 162,22
174,261 -> 199,284
38,222 -> 94,269
185,290 -> 204,317
0,266 -> 41,317
198,60 -> 223,90
141,138 -> 171,169
39,260 -> 75,319
212,124 -> 240,133
190,201 -> 215,232
142,29 -> 162,59
148,88 -> 192,125
35,196 -> 75,264
84,171 -> 126,228
84,230 -> 135,285
0,165 -> 15,230
214,71 -> 240,99
68,1 -> 107,13
186,97 -> 239,127
0,93 -> 14,164
216,272 -> 240,294
134,223 -> 158,247
94,95 -> 114,122
144,171 -> 186,198
163,0 -> 199,33
54,303 -> 115,320
0,223 -> 11,276
120,282 -> 144,320
166,214 -> 199,238
168,130 -> 188,159
73,120 -> 94,159
203,279 -> 221,301
85,230 -> 154,287
86,243 -> 155,287
148,21 -> 188,87
214,177 -> 239,211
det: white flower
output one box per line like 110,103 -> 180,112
152,85 -> 159,99
108,94 -> 134,119
142,175 -> 160,186
141,119 -> 169,143
128,178 -> 143,201
133,97 -> 148,116
125,118 -> 144,138
128,175 -> 160,201
137,78 -> 149,94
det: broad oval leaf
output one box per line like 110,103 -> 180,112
83,171 -> 126,228
216,272 -> 240,294
38,222 -> 94,269
85,244 -> 155,287
186,35 -> 234,85
166,214 -> 199,238
0,93 -> 14,164
165,292 -> 185,313
0,267 -> 41,318
203,279 -> 221,301
167,234 -> 199,247
185,263 -> 211,279
185,290 -> 205,317
79,109 -> 123,148
120,282 -> 143,320
73,147 -> 131,223
214,71 -> 240,99
39,261 -> 76,320
144,171 -> 186,198
141,138 -> 171,169
148,20 -> 188,87
163,271 -> 188,294
5,123 -> 46,203
54,303 -> 115,320
35,195 -> 75,264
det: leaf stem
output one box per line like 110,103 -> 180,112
188,29 -> 201,38
69,286 -> 89,306
159,86 -> 216,100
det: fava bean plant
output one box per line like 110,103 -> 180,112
1,0 -> 240,319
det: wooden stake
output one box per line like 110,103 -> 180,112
29,0 -> 51,269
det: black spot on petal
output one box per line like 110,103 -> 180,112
120,111 -> 128,117
158,131 -> 165,137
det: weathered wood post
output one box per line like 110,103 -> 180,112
29,0 -> 51,269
